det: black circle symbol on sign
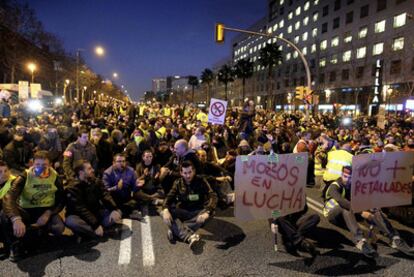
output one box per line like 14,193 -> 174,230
211,102 -> 225,117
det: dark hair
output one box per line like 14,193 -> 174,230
0,160 -> 8,167
342,166 -> 352,173
78,127 -> 89,137
33,150 -> 50,161
180,160 -> 194,171
142,149 -> 153,157
73,160 -> 89,177
113,153 -> 126,161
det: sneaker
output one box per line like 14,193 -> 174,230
391,236 -> 414,256
9,242 -> 27,263
167,230 -> 176,244
129,210 -> 144,221
299,239 -> 318,257
188,233 -> 202,251
356,239 -> 378,259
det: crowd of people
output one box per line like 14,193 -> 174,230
0,99 -> 413,262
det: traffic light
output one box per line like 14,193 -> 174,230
295,86 -> 305,100
304,87 -> 313,104
215,23 -> 225,43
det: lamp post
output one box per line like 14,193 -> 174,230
27,63 -> 36,83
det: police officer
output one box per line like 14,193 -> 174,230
161,161 -> 217,251
2,151 -> 65,262
63,127 -> 98,181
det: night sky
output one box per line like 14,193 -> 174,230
30,0 -> 266,100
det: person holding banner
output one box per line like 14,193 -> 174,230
161,161 -> 217,251
324,166 -> 413,258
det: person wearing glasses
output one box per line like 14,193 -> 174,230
102,153 -> 143,221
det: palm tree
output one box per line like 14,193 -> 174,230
234,59 -> 254,104
217,64 -> 234,101
200,68 -> 214,104
187,75 -> 199,103
258,43 -> 282,109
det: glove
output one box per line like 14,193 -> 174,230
196,212 -> 209,224
162,209 -> 172,226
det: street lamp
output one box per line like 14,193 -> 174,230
27,63 -> 36,83
113,72 -> 118,78
95,46 -> 105,56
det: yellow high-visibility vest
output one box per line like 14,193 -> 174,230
323,149 -> 353,182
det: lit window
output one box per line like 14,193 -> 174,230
272,38 -> 277,43
331,36 -> 339,47
357,46 -> 367,59
273,23 -> 278,31
373,42 -> 384,55
253,46 -> 257,52
258,44 -> 262,50
303,16 -> 309,26
314,0 -> 319,5
302,47 -> 307,55
312,28 -> 318,37
313,12 -> 319,22
358,26 -> 368,38
288,25 -> 293,33
375,20 -> 386,33
279,33 -> 284,38
343,50 -> 351,62
330,54 -> 338,64
267,39 -> 272,44
268,27 -> 273,34
394,13 -> 406,28
319,58 -> 326,67
286,53 -> 291,60
294,36 -> 299,44
304,1 -> 310,11
320,40 -> 327,50
295,7 -> 301,16
279,19 -> 284,28
392,37 -> 404,51
293,51 -> 298,58
311,44 -> 316,53
288,11 -> 293,20
295,21 -> 301,30
344,34 -> 352,43
280,0 -> 284,4
249,49 -> 253,54
262,42 -> 266,48
302,32 -> 308,41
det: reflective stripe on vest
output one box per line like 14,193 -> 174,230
19,169 -> 58,208
323,150 -> 353,182
323,182 -> 345,217
0,175 -> 16,199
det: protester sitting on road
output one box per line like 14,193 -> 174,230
2,151 -> 65,262
161,161 -> 217,251
65,160 -> 122,243
135,150 -> 164,206
188,126 -> 208,150
103,153 -> 143,220
63,127 -> 98,181
3,127 -> 33,175
272,204 -> 320,257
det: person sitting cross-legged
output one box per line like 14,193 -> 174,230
65,160 -> 122,243
161,161 -> 217,251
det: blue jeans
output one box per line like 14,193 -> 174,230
168,208 -> 208,242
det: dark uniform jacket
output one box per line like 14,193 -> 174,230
163,176 -> 217,214
65,178 -> 118,229
63,141 -> 98,180
3,140 -> 33,174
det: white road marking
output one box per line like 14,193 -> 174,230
141,207 -> 155,267
118,219 -> 133,265
306,196 -> 324,208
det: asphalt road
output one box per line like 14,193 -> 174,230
1,187 -> 413,277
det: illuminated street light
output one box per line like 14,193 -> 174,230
27,63 -> 37,83
95,46 -> 105,56
113,72 -> 118,78
65,79 -> 70,85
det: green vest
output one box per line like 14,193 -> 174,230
19,168 -> 58,209
0,175 -> 16,199
323,181 -> 346,217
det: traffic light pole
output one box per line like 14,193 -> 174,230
219,26 -> 311,121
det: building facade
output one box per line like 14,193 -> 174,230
232,0 -> 414,113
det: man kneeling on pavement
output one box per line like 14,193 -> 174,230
161,161 -> 217,250
65,160 -> 122,242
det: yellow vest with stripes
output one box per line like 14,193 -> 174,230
0,175 -> 16,199
323,181 -> 346,217
323,149 -> 353,182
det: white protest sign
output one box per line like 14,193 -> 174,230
208,98 -> 227,125
234,153 -> 308,221
351,152 -> 414,212
18,81 -> 29,101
